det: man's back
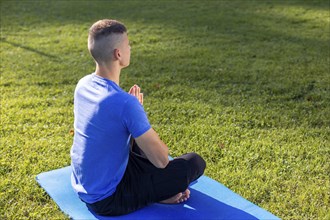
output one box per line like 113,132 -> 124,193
70,73 -> 151,204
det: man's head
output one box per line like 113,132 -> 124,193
88,19 -> 130,67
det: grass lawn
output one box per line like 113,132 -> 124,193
1,0 -> 329,219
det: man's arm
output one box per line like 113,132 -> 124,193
135,128 -> 169,169
128,84 -> 168,168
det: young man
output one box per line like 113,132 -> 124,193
70,19 -> 206,216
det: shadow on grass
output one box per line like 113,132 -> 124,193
1,38 -> 59,61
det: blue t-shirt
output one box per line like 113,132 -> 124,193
70,73 -> 151,204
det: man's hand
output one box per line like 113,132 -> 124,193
129,84 -> 143,105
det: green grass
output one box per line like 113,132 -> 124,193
1,0 -> 329,219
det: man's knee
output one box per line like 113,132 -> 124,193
179,152 -> 206,182
190,153 -> 206,178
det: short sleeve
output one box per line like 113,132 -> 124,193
122,96 -> 151,138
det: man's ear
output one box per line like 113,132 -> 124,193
114,48 -> 121,60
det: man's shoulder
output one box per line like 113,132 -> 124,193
80,73 -> 93,82
76,74 -> 93,88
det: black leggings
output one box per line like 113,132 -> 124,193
86,143 -> 206,216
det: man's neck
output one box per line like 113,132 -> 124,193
95,64 -> 121,85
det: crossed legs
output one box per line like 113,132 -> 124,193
87,143 -> 206,216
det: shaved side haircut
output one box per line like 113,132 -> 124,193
88,19 -> 127,64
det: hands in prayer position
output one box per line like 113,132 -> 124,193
129,84 -> 143,105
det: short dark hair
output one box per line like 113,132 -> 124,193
88,19 -> 127,64
89,19 -> 127,40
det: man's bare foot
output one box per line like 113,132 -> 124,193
160,189 -> 190,204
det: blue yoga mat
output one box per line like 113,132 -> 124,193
36,166 -> 279,220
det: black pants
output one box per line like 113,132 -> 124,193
86,143 -> 206,216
